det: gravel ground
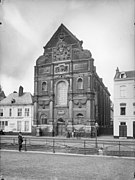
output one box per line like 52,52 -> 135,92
0,151 -> 135,180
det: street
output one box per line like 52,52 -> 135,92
1,150 -> 135,180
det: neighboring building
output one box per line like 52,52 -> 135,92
114,68 -> 135,138
0,86 -> 34,133
110,101 -> 114,126
0,85 -> 6,101
33,24 -> 111,136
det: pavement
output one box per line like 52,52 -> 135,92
1,134 -> 135,141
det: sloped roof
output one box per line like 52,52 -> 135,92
0,92 -> 33,105
44,23 -> 81,49
114,70 -> 135,80
0,91 -> 6,101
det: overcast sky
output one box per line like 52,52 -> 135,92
0,0 -> 134,100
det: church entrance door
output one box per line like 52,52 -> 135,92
56,118 -> 65,136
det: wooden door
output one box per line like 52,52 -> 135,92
119,125 -> 127,137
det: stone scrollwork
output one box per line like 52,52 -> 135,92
39,100 -> 50,109
54,64 -> 69,74
53,40 -> 71,61
73,99 -> 87,108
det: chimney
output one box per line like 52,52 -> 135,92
116,67 -> 119,74
19,86 -> 23,96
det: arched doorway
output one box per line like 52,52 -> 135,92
56,118 -> 65,136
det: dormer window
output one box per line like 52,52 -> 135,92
120,72 -> 126,78
11,99 -> 15,103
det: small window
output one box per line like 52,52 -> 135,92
18,108 -> 22,116
0,109 -> 3,116
120,72 -> 126,78
120,107 -> 126,115
25,108 -> 29,116
9,108 -> 12,117
133,111 -> 135,115
5,121 -> 8,126
120,122 -> 126,126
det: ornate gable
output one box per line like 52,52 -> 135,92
44,23 -> 81,50
36,24 -> 92,65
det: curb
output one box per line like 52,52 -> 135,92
1,149 -> 135,160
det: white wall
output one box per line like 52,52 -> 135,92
0,104 -> 34,133
114,79 -> 135,137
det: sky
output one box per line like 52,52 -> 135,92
0,0 -> 134,101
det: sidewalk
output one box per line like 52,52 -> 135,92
1,134 -> 134,141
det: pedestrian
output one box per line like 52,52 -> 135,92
18,132 -> 23,152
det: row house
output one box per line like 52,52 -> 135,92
0,86 -> 34,133
114,68 -> 135,138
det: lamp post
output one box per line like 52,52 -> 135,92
95,122 -> 98,148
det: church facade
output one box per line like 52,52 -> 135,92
33,24 -> 111,136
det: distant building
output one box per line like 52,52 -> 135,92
33,24 -> 111,136
114,68 -> 135,138
0,86 -> 34,133
0,85 -> 6,101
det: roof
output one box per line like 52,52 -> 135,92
114,70 -> 135,80
0,91 -> 6,101
0,92 -> 33,105
44,23 -> 82,49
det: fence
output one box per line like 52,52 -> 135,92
1,136 -> 135,157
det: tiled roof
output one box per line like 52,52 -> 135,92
0,92 -> 33,105
115,70 -> 135,79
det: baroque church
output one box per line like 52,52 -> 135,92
33,24 -> 111,136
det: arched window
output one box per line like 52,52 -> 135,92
42,82 -> 47,91
40,114 -> 47,124
76,113 -> 84,124
77,78 -> 83,89
56,81 -> 68,106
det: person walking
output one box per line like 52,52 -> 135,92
18,132 -> 23,152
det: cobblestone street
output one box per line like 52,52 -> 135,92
1,150 -> 135,180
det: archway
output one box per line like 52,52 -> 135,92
56,118 -> 65,136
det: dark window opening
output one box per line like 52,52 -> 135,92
120,107 -> 126,115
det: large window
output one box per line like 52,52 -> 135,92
77,78 -> 83,89
0,121 -> 8,130
17,121 -> 21,131
120,85 -> 126,97
18,108 -> 22,116
24,121 -> 29,131
56,81 -> 68,106
25,108 -> 29,116
0,109 -> 3,116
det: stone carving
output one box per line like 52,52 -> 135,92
53,40 -> 71,61
54,64 -> 69,74
39,100 -> 50,109
73,99 -> 87,108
